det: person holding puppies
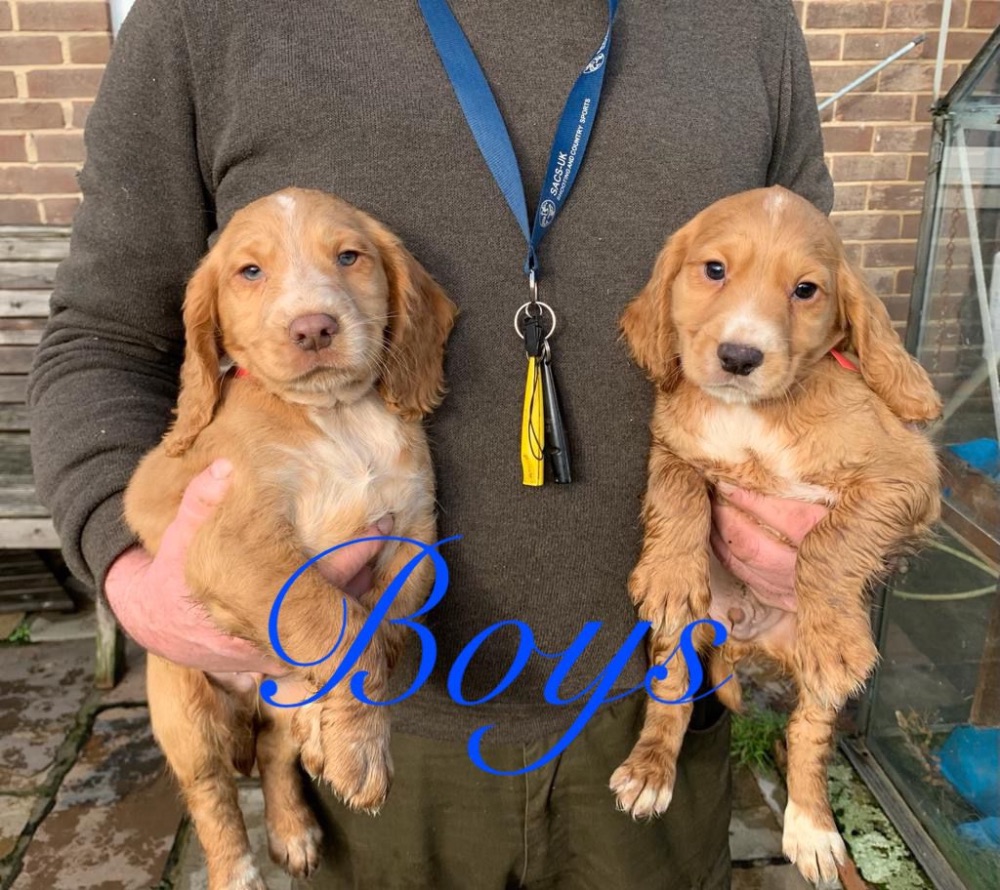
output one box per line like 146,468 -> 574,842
29,1 -> 835,887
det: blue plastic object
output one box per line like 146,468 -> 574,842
939,725 -> 1000,817
946,438 -> 1000,478
956,816 -> 1000,852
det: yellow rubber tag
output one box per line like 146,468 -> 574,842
521,356 -> 545,486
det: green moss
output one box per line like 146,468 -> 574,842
829,756 -> 932,889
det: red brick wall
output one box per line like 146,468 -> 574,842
805,0 -> 998,326
0,1 -> 110,224
0,0 -> 998,328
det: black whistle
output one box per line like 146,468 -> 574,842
541,356 -> 572,483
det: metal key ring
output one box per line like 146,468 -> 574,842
514,301 -> 557,340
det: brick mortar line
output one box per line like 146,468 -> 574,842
3,33 -> 111,40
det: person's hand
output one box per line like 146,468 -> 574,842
710,483 -> 828,612
105,459 -> 391,676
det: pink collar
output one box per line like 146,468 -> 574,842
830,349 -> 859,372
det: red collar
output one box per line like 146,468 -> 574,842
232,366 -> 251,379
829,349 -> 859,372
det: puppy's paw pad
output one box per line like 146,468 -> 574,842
782,800 -> 846,885
268,821 -> 322,878
609,760 -> 674,819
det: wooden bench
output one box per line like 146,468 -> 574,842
0,225 -> 123,687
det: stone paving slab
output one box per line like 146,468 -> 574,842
731,766 -> 785,862
11,706 -> 183,890
26,610 -> 96,643
172,783 -> 293,890
0,639 -> 93,793
0,795 -> 36,860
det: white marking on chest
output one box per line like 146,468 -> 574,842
273,396 -> 432,548
693,403 -> 836,503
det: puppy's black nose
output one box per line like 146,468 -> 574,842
718,342 -> 764,376
289,314 -> 339,351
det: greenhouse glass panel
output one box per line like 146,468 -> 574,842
846,27 -> 1000,890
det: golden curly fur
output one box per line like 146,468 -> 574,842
611,187 -> 940,884
124,188 -> 456,890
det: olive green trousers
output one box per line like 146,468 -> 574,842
295,694 -> 732,889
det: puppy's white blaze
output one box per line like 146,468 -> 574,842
763,188 -> 788,220
719,309 -> 783,354
782,799 -> 846,884
275,191 -> 297,215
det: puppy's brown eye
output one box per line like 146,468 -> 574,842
337,251 -> 359,267
705,261 -> 726,281
240,265 -> 263,281
793,282 -> 818,300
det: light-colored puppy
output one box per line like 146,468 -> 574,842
125,188 -> 456,890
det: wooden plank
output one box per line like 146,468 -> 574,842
0,482 -> 47,517
0,346 -> 34,374
0,518 -> 59,548
0,435 -> 32,476
0,376 -> 27,403
0,319 -> 45,345
0,405 -> 29,432
0,290 -> 51,317
0,261 -> 60,290
0,227 -> 71,262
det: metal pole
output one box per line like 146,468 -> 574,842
817,36 -> 926,112
933,0 -> 954,101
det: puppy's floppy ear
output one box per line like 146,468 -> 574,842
163,255 -> 224,457
620,229 -> 687,391
373,228 -> 457,420
837,259 -> 941,423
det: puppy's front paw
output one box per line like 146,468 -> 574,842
796,635 -> 877,706
324,720 -> 393,813
782,800 -> 846,886
609,750 -> 675,818
293,701 -> 393,812
632,573 -> 709,637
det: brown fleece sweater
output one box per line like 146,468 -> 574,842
28,0 -> 832,743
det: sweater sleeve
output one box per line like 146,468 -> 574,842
767,1 -> 835,216
27,0 -> 213,594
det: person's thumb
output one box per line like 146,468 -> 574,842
160,459 -> 233,560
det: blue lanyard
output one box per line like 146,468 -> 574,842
418,0 -> 617,277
